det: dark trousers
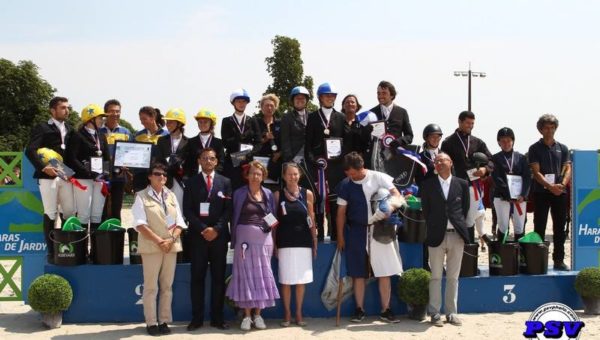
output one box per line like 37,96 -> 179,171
102,180 -> 126,221
316,195 -> 339,241
189,237 -> 228,323
533,192 -> 568,262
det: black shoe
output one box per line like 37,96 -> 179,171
146,325 -> 160,336
350,308 -> 365,323
210,321 -> 230,330
379,308 -> 400,323
187,320 -> 204,331
554,261 -> 570,271
158,323 -> 171,335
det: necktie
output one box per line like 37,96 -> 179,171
206,174 -> 212,194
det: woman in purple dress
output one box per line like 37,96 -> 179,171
226,161 -> 280,331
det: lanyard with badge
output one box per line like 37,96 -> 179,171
90,131 -> 104,174
152,189 -> 176,229
544,146 -> 561,185
504,152 -> 523,199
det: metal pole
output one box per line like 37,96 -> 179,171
468,69 -> 472,112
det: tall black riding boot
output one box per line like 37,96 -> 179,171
514,233 -> 524,242
89,223 -> 100,263
43,214 -> 56,264
496,231 -> 506,243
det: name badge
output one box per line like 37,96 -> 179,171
200,202 -> 210,216
240,143 -> 253,152
544,174 -> 556,185
307,216 -> 313,228
263,213 -> 279,228
90,157 -> 104,173
166,215 -> 176,229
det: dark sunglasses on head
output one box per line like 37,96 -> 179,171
152,172 -> 166,177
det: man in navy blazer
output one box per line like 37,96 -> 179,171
369,80 -> 414,147
421,152 -> 470,327
183,148 -> 232,331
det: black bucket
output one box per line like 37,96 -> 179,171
519,242 -> 549,275
398,208 -> 426,243
176,228 -> 191,263
126,228 -> 142,265
92,229 -> 125,265
50,229 -> 88,266
488,241 -> 520,276
460,243 -> 479,277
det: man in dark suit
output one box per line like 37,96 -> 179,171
183,148 -> 232,331
25,96 -> 76,264
370,80 -> 414,147
421,152 -> 470,327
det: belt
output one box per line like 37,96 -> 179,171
446,229 -> 456,233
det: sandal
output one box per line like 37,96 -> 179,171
280,320 -> 291,327
296,320 -> 307,327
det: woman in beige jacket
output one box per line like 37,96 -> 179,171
131,162 -> 187,336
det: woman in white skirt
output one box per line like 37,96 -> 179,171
273,162 -> 317,327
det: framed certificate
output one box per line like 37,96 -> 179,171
231,149 -> 251,168
370,120 -> 386,139
325,138 -> 343,160
113,141 -> 153,169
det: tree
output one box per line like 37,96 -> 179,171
0,59 -> 56,151
119,118 -> 137,135
264,35 -> 316,117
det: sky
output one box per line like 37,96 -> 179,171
2,0 -> 599,153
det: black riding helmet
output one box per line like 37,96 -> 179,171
497,127 -> 515,141
422,123 -> 443,140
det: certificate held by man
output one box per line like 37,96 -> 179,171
113,141 -> 153,169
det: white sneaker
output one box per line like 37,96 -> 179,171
253,315 -> 267,329
240,316 -> 252,331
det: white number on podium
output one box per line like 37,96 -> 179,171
502,284 -> 516,304
135,284 -> 144,305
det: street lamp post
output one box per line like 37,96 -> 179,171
454,63 -> 486,112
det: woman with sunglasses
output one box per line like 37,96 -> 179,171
131,162 -> 186,336
273,162 -> 316,327
226,161 -> 279,331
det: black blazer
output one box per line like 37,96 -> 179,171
220,114 -> 261,159
65,127 -> 110,179
184,134 -> 225,177
155,134 -> 189,188
304,109 -> 345,163
25,120 -> 74,179
280,110 -> 307,162
421,176 -> 470,247
370,104 -> 414,146
183,172 -> 232,242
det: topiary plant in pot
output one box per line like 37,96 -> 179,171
28,274 -> 73,328
574,267 -> 600,315
398,268 -> 430,320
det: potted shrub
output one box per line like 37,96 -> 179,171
574,267 -> 600,315
28,274 -> 73,328
398,268 -> 430,320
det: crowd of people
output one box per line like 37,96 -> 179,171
23,80 -> 571,335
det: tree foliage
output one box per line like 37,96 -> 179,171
264,35 -> 316,117
0,59 -> 56,151
0,58 -> 135,151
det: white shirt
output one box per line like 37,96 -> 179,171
84,126 -> 96,135
321,107 -> 333,120
51,118 -> 67,139
202,171 -> 215,186
234,113 -> 245,124
131,186 -> 187,231
170,134 -> 182,153
199,133 -> 211,147
438,174 -> 454,230
380,102 -> 394,120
